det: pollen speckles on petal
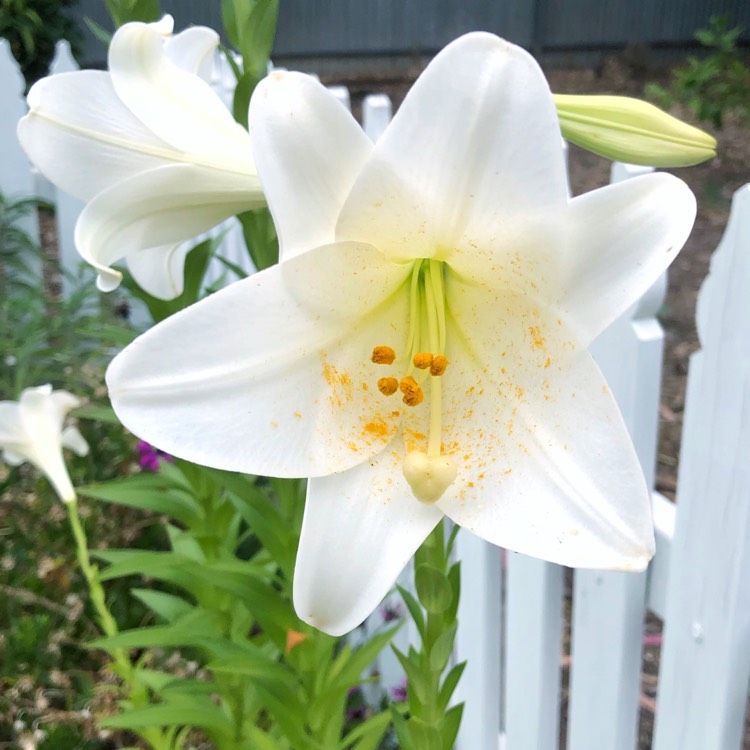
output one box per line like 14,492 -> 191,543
371,345 -> 396,365
529,325 -> 545,349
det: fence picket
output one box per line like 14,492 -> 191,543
504,553 -> 564,749
454,531 -> 502,750
653,184 -> 750,750
0,38 -> 40,268
566,162 -> 661,750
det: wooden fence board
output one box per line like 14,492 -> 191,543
653,185 -> 750,750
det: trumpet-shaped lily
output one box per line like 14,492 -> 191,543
17,16 -> 264,300
0,385 -> 89,503
107,33 -> 696,635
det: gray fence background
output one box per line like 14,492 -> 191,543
73,0 -> 750,66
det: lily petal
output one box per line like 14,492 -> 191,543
557,172 -> 696,344
126,242 -> 192,300
108,18 -> 254,175
336,32 -> 567,265
163,26 -> 219,81
75,164 -> 263,292
0,402 -> 23,445
436,282 -> 653,568
61,426 -> 89,456
15,386 -> 81,503
18,71 -> 174,201
295,442 -> 443,635
107,241 -> 411,476
249,71 -> 373,261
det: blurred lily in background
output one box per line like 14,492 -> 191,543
17,15 -> 264,300
0,385 -> 88,503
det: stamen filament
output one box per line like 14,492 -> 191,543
429,259 -> 447,354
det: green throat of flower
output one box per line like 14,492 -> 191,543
371,259 -> 458,504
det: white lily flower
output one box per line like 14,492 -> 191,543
0,385 -> 89,503
107,33 -> 696,635
17,16 -> 264,300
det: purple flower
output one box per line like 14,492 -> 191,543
136,440 -> 173,472
380,602 -> 404,623
390,677 -> 408,702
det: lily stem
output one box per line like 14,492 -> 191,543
65,495 -> 171,750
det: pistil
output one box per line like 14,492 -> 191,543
370,259 -> 457,504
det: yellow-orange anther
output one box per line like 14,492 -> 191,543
413,352 -> 434,369
371,345 -> 396,365
430,355 -> 449,376
377,377 -> 399,396
399,376 -> 424,407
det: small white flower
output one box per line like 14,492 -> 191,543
0,385 -> 89,503
17,16 -> 264,300
107,34 -> 695,634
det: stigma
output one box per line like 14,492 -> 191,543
403,451 -> 457,504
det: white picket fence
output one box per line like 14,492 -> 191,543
2,38 -> 750,750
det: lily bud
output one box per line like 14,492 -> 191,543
554,94 -> 717,167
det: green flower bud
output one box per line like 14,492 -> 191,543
554,94 -> 717,167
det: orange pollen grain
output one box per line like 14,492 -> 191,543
529,326 -> 544,349
399,376 -> 424,407
377,377 -> 399,396
364,418 -> 390,438
413,352 -> 434,369
430,355 -> 449,376
371,345 -> 396,365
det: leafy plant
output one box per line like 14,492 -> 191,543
646,16 -> 750,128
0,0 -> 81,87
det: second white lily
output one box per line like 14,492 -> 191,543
17,16 -> 264,300
0,385 -> 88,504
107,33 -> 696,635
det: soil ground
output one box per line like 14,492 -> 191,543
320,53 -> 750,749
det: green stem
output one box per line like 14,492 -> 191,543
66,495 -> 171,750
398,520 -> 464,749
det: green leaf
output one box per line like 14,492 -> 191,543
438,661 -> 465,712
414,564 -> 452,615
243,726 -> 289,750
130,0 -> 160,22
238,208 -> 279,270
130,588 -> 194,623
131,668 -> 176,694
429,622 -> 457,672
90,610 -> 223,651
390,706 -> 415,750
206,468 -> 293,575
82,16 -> 113,47
79,475 -> 204,527
119,237 -> 219,323
340,710 -> 391,750
221,0 -> 241,49
329,625 -> 400,690
406,717 -> 442,750
446,561 -> 461,622
397,585 -> 425,639
99,703 -> 233,735
392,647 -> 430,706
242,0 -> 279,74
71,403 -> 119,423
438,703 -> 464,750
233,69 -> 262,129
